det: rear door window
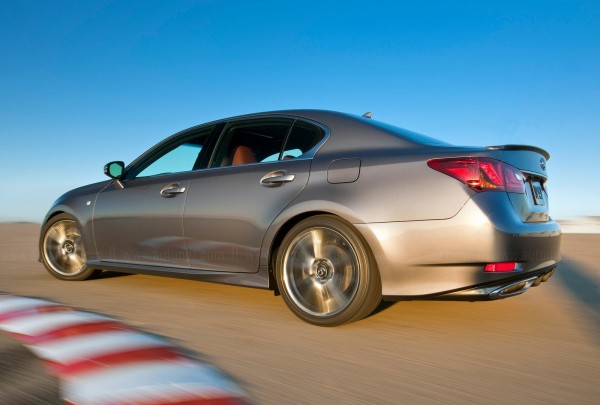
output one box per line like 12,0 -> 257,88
210,118 -> 326,167
211,119 -> 293,167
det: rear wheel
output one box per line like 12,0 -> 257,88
275,215 -> 381,326
40,214 -> 98,281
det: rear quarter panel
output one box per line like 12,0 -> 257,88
298,148 -> 498,224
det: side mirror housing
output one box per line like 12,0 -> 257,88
104,161 -> 125,180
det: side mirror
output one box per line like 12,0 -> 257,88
104,161 -> 125,180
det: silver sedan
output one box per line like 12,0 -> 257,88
40,110 -> 561,325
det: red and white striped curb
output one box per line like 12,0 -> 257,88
0,293 -> 248,405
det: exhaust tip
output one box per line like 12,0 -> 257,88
541,268 -> 555,282
489,276 -> 538,299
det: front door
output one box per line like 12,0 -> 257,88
93,126 -> 215,268
94,174 -> 191,267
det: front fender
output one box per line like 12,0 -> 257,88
41,180 -> 110,260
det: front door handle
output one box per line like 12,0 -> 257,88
160,183 -> 187,198
260,171 -> 295,187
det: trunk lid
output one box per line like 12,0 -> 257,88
487,145 -> 551,223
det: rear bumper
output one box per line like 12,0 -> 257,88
438,265 -> 556,301
383,265 -> 557,301
355,192 -> 561,297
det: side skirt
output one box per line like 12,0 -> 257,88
86,260 -> 271,290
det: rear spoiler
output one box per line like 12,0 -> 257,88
485,145 -> 550,160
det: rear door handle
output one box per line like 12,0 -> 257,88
260,171 -> 295,187
160,183 -> 186,197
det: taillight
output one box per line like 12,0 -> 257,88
502,163 -> 526,193
427,157 -> 525,193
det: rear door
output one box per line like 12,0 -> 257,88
183,118 -> 326,273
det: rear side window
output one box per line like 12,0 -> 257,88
212,119 -> 293,167
281,120 -> 325,159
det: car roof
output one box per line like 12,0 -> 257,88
203,109 -> 448,152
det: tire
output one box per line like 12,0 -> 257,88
40,214 -> 98,281
275,215 -> 381,326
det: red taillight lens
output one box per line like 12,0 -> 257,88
427,157 -> 525,193
484,262 -> 518,272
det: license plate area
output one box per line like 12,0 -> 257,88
530,181 -> 545,206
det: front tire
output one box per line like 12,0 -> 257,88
275,215 -> 381,326
40,214 -> 98,281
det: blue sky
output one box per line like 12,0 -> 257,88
1,0 -> 598,221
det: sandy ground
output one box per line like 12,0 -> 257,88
0,223 -> 599,404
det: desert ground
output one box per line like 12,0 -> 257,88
1,223 -> 598,404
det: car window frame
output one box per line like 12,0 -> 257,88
122,123 -> 223,181
207,117 -> 294,169
119,115 -> 330,181
207,117 -> 329,169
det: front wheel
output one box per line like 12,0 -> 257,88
40,214 -> 98,281
275,215 -> 381,326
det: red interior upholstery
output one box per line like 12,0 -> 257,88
232,145 -> 256,166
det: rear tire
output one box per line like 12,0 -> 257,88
40,214 -> 98,281
275,215 -> 381,326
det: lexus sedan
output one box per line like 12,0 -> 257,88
40,110 -> 561,325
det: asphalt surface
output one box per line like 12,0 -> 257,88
1,223 -> 599,404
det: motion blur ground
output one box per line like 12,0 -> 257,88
0,294 -> 247,404
1,223 -> 599,404
0,331 -> 60,404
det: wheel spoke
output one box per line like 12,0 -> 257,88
310,229 -> 324,259
293,276 -> 315,296
47,223 -> 67,245
321,283 -> 348,313
68,253 -> 85,270
45,237 -> 61,252
55,252 -> 69,267
297,279 -> 325,312
292,241 -> 316,265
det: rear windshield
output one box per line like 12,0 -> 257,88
366,119 -> 450,147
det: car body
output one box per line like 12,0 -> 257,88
40,110 -> 561,325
